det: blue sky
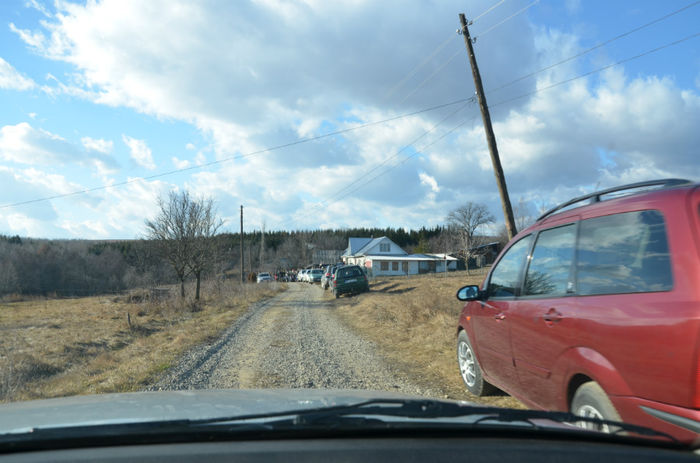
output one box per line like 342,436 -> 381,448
0,0 -> 698,239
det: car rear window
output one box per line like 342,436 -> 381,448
576,210 -> 673,295
338,267 -> 362,278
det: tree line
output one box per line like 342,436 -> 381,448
0,191 -> 527,298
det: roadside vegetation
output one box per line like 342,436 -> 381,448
332,270 -> 524,409
0,281 -> 282,403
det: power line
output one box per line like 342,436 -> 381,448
383,0 -> 509,105
311,114 -> 477,223
472,0 -> 508,22
397,48 -> 463,105
0,98 -> 473,210
382,33 -> 457,103
489,30 -> 700,109
486,0 -> 700,95
473,0 -> 539,40
275,100 -> 477,230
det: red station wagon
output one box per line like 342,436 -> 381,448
455,179 -> 700,444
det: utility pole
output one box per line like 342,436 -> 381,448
240,205 -> 244,283
459,13 -> 517,240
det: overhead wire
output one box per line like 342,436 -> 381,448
488,30 -> 700,109
382,32 -> 457,103
0,98 -> 474,210
486,0 -> 700,95
384,0 -> 510,103
472,0 -> 508,22
473,0 -> 539,40
274,99 -> 477,230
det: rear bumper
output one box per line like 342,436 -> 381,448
612,396 -> 700,445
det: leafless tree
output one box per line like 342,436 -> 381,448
446,202 -> 495,274
145,191 -> 194,298
497,197 -> 535,245
187,197 -> 224,300
145,191 -> 222,300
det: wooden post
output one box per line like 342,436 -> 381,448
459,13 -> 517,240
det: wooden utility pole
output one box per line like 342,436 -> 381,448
459,13 -> 517,240
240,205 -> 244,283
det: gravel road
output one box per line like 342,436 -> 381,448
147,283 -> 441,396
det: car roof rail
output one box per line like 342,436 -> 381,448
536,178 -> 693,222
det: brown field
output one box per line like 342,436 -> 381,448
333,269 -> 525,409
0,281 -> 282,403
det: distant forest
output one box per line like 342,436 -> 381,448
0,226 -> 465,297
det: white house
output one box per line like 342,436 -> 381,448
341,236 -> 458,277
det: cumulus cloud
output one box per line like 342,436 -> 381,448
0,122 -> 79,165
6,1 -> 699,237
0,57 -> 36,90
81,136 -> 113,154
122,135 -> 155,170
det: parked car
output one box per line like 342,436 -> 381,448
309,268 -> 323,283
256,272 -> 272,283
332,264 -> 369,298
322,264 -> 340,290
455,179 -> 700,444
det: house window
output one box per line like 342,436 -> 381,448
402,262 -> 409,273
380,261 -> 389,271
380,243 -> 390,252
392,262 -> 399,271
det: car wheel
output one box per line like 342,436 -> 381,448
457,330 -> 496,396
334,290 -> 339,299
571,382 -> 622,433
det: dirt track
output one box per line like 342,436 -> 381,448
148,283 -> 442,396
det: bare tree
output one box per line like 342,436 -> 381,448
145,191 -> 194,298
145,191 -> 223,299
497,197 -> 534,245
188,197 -> 223,300
446,202 -> 495,274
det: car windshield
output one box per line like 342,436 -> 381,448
0,0 -> 698,453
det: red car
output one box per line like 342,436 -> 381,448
455,179 -> 700,444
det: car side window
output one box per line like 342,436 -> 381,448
576,210 -> 673,295
486,235 -> 532,298
523,224 -> 576,297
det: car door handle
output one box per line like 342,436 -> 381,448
543,308 -> 563,325
494,313 -> 506,321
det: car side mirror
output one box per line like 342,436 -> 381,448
456,285 -> 481,301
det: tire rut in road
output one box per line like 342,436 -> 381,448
148,284 -> 440,397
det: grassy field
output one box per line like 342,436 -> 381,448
332,269 -> 524,409
0,281 -> 281,403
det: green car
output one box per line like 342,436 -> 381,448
332,265 -> 369,298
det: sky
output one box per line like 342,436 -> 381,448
0,0 -> 698,239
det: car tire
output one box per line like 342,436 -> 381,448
334,290 -> 339,299
571,382 -> 623,433
457,330 -> 496,396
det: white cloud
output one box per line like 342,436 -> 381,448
24,0 -> 52,17
0,57 -> 36,90
9,23 -> 46,50
0,122 -> 77,165
172,156 -> 191,169
122,135 -> 155,170
6,1 -> 700,238
81,136 -> 113,154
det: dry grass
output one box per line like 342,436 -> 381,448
333,269 -> 524,409
0,280 -> 282,403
